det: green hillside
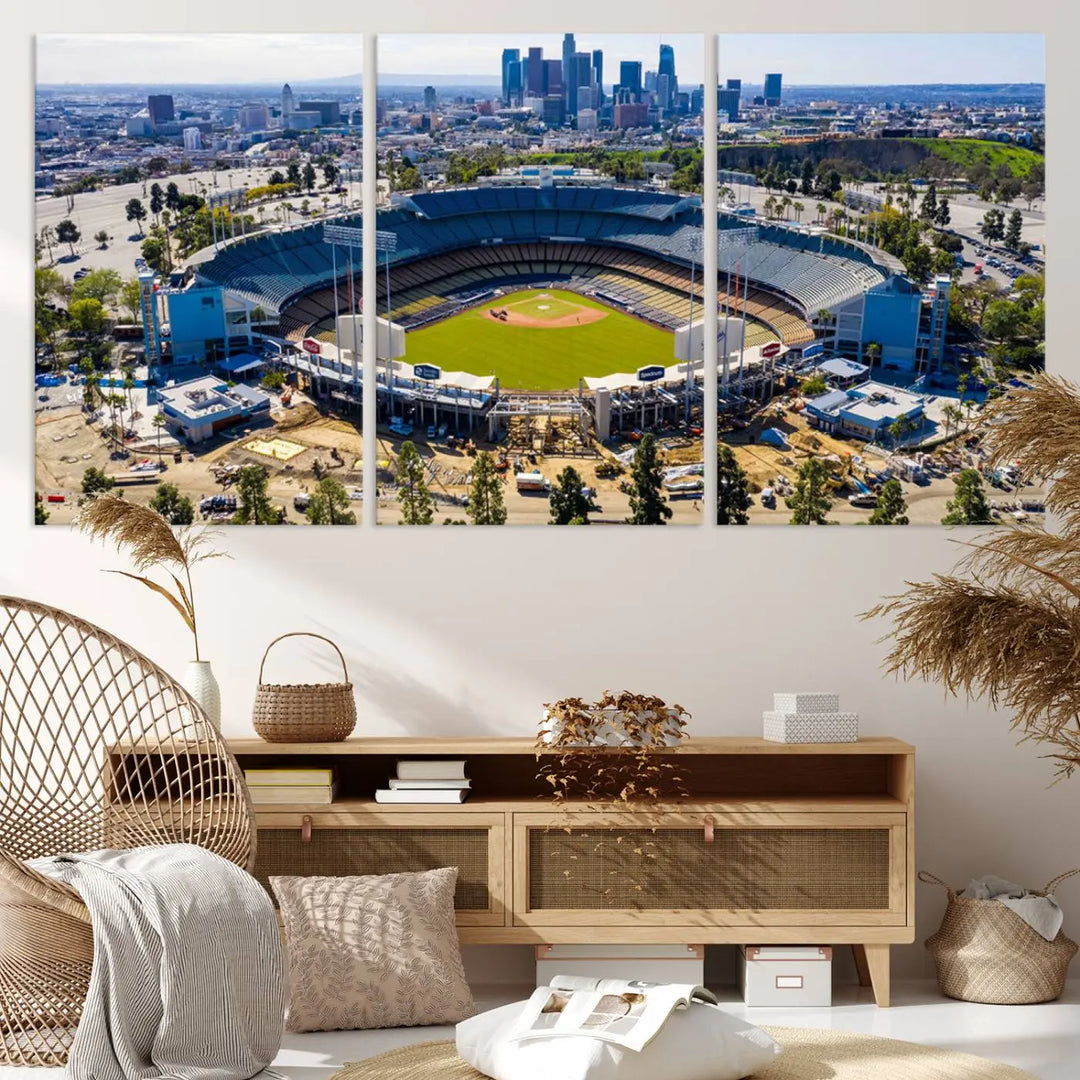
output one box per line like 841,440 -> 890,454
907,138 -> 1043,178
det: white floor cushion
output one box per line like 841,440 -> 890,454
456,999 -> 782,1080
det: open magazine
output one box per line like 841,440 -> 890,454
507,974 -> 718,1053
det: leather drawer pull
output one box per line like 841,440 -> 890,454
703,816 -> 715,843
301,815 -> 313,843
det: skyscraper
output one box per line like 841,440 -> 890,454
592,50 -> 604,107
423,86 -> 437,111
568,52 -> 591,117
543,59 -> 563,99
718,77 -> 741,122
502,48 -> 520,105
619,60 -> 642,100
562,34 -> 576,106
147,94 -> 175,126
764,72 -> 783,106
507,59 -> 522,105
658,44 -> 677,110
281,84 -> 295,124
657,74 -> 671,114
527,47 -> 544,96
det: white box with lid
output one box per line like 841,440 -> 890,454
535,944 -> 704,987
738,946 -> 833,1007
772,692 -> 841,715
763,711 -> 859,743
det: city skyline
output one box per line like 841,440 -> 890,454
378,34 -> 704,86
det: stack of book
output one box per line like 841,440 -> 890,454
375,759 -> 470,803
245,766 -> 337,805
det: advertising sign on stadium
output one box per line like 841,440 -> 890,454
413,363 -> 441,382
802,343 -> 825,359
637,365 -> 666,383
302,338 -> 321,355
762,342 -> 782,359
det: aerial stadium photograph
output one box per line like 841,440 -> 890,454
34,34 -> 366,526
370,33 -> 707,525
708,33 -> 1046,526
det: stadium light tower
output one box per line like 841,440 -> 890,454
322,224 -> 398,395
684,230 -> 703,427
207,188 -> 247,250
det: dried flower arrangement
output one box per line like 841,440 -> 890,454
77,494 -> 227,662
536,691 -> 690,807
866,373 -> 1080,781
534,692 -> 691,906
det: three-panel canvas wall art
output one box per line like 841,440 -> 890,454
34,33 -> 1045,525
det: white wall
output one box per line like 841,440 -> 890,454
6,0 -> 1075,983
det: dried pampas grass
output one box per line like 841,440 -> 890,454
77,495 -> 227,661
866,373 -> 1080,781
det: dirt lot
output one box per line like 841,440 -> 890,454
36,399 -> 363,526
724,397 -> 1047,526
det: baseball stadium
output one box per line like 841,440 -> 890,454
191,176 -> 906,444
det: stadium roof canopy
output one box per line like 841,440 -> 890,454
818,357 -> 870,381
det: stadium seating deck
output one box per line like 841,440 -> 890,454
196,186 -> 892,334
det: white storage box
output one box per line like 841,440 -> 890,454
763,711 -> 859,744
738,946 -> 832,1007
536,944 -> 704,987
773,692 -> 841,715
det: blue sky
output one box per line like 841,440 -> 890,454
35,33 -> 1044,89
36,34 -> 364,85
718,34 -> 1045,86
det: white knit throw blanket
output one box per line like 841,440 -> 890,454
30,844 -> 285,1080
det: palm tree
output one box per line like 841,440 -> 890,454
153,412 -> 167,469
781,195 -> 792,221
792,200 -> 804,224
40,225 -> 55,265
815,202 -> 827,225
941,403 -> 962,440
122,371 -> 136,423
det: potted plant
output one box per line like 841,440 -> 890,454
536,691 -> 690,807
77,494 -> 228,728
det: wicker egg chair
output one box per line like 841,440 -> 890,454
0,596 -> 256,1067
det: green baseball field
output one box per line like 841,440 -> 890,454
401,289 -> 675,391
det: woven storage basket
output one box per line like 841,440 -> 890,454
920,869 -> 1080,1004
253,632 -> 357,743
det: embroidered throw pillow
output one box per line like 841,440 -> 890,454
270,867 -> 476,1032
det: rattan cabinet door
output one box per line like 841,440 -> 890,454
513,811 -> 906,929
253,811 -> 506,925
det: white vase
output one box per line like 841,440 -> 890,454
182,660 -> 221,731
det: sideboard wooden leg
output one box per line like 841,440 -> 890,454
852,944 -> 872,988
862,944 -> 891,1007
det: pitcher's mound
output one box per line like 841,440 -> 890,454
482,293 -> 608,329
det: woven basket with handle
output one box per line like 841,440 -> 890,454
920,868 -> 1080,1004
252,633 -> 357,743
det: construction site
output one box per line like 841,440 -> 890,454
376,408 -> 704,525
35,387 -> 364,526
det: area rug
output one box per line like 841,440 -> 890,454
331,1027 -> 1038,1080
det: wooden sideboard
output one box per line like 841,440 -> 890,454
111,735 -> 914,1007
